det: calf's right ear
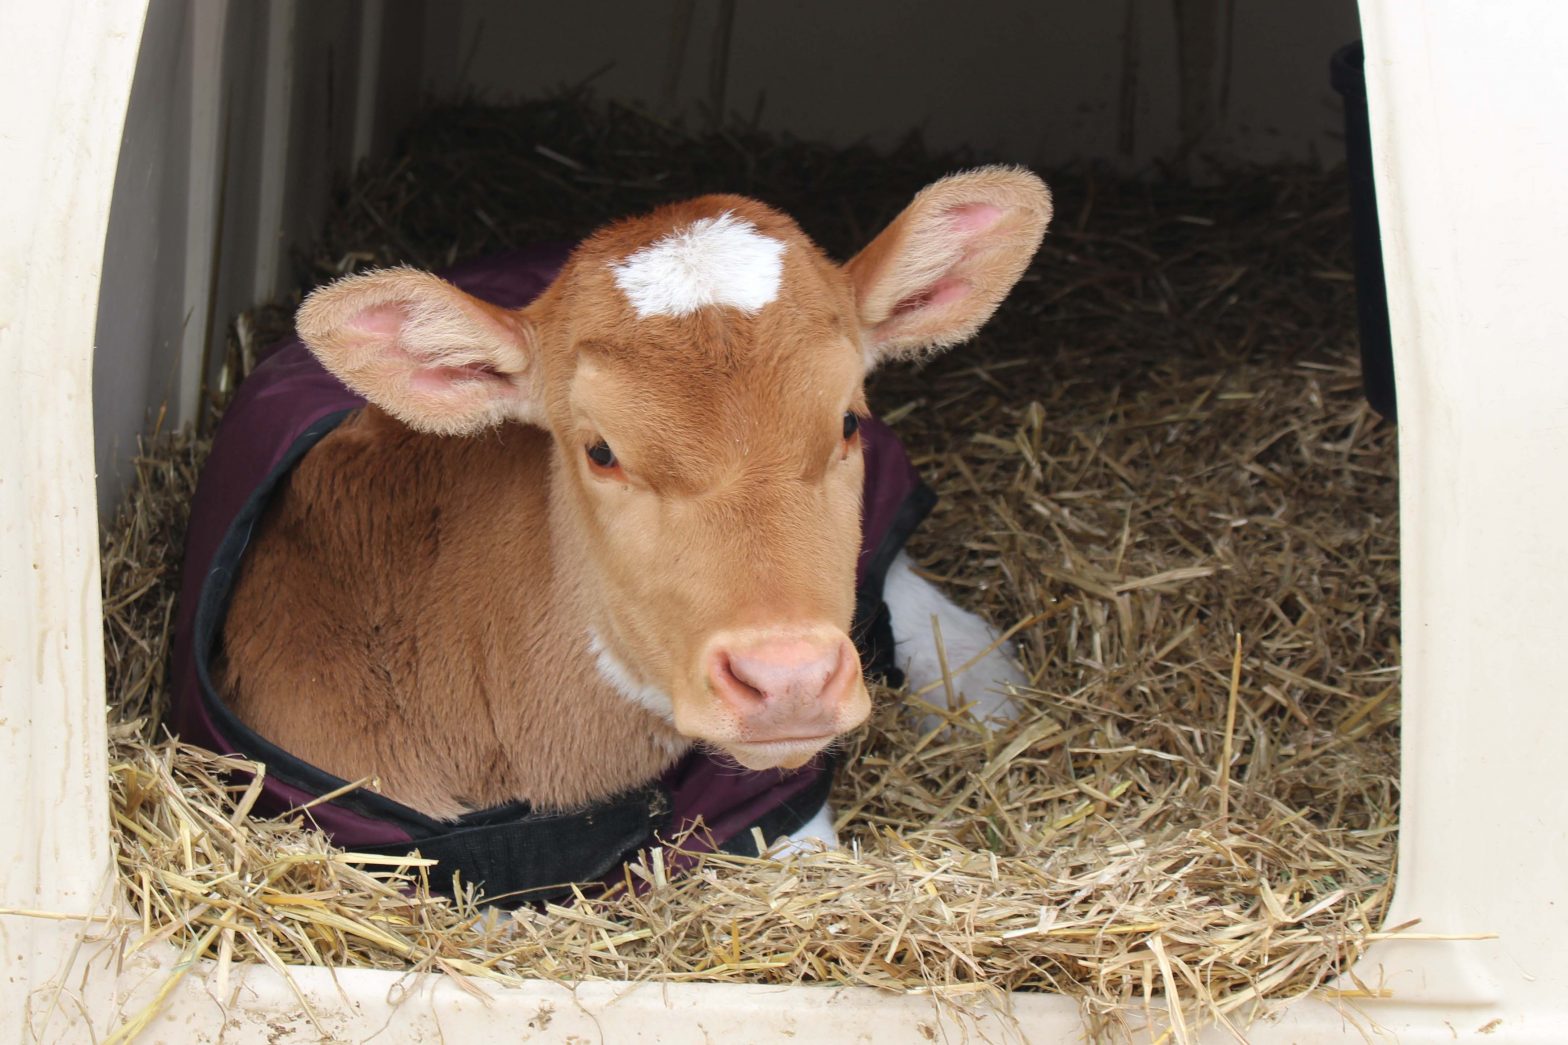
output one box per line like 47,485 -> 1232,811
845,166 -> 1052,367
296,267 -> 543,435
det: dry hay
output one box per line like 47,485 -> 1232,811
96,97 -> 1409,1040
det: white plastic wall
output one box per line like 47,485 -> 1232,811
0,2 -> 144,1037
5,0 -> 1568,1040
91,0 -> 424,516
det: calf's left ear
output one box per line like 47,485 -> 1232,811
844,166 -> 1052,366
297,267 -> 543,435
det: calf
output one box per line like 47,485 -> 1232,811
219,167 -> 1050,837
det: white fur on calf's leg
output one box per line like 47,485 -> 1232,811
882,551 -> 1027,727
771,802 -> 839,856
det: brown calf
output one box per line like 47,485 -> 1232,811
222,167 -> 1052,821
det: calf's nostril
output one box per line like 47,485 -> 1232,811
715,652 -> 768,705
719,640 -> 843,707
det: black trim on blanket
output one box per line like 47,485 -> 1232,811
854,481 -> 938,688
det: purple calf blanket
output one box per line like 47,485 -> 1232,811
170,244 -> 933,902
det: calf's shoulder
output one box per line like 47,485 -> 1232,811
221,408 -> 684,818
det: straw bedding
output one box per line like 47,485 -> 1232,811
98,97 -> 1403,1039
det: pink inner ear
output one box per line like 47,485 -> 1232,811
946,203 -> 1005,237
408,363 -> 508,395
892,277 -> 970,317
348,303 -> 407,336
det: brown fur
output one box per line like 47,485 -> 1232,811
223,168 -> 1051,818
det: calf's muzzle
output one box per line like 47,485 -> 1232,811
697,626 -> 870,769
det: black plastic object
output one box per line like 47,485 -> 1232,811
1330,41 -> 1397,422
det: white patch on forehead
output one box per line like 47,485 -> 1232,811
610,212 -> 786,318
587,629 -> 677,725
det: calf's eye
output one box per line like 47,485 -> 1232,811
586,440 -> 618,470
842,412 -> 860,440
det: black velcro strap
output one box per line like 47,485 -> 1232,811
357,784 -> 670,905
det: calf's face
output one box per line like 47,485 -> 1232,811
297,167 -> 1051,771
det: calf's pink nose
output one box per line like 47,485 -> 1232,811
709,635 -> 857,730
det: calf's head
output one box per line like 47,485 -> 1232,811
297,167 -> 1051,771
